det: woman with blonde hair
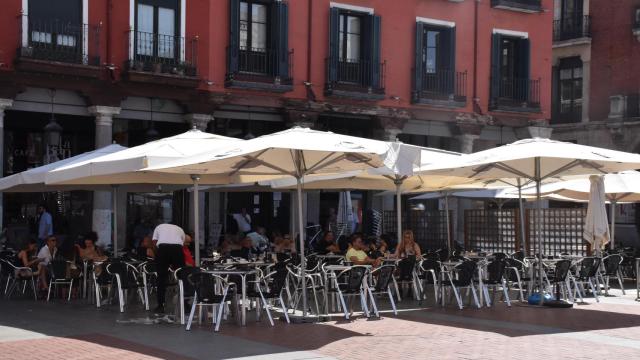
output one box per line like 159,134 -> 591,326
394,230 -> 421,259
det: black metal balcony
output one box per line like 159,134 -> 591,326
126,30 -> 197,77
552,101 -> 582,124
490,77 -> 541,111
554,16 -> 591,42
17,15 -> 100,66
491,0 -> 541,13
325,58 -> 386,99
225,46 -> 293,91
413,69 -> 467,107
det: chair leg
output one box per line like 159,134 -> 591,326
482,285 -> 491,307
279,295 -> 291,323
47,279 -> 52,302
215,301 -> 226,332
367,287 -> 380,318
387,287 -> 398,315
186,293 -> 197,331
260,292 -> 274,327
393,277 -> 402,302
360,290 -> 370,318
450,285 -> 463,310
68,280 -> 74,301
502,279 -> 511,307
337,291 -> 349,319
618,270 -> 626,295
143,274 -> 150,311
31,278 -> 37,301
470,285 -> 481,309
588,278 -> 599,303
179,283 -> 185,325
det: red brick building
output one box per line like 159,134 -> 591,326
0,0 -> 552,248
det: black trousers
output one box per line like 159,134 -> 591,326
156,244 -> 185,306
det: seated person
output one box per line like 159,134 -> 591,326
345,233 -> 382,267
183,234 -> 195,267
230,236 -> 254,260
36,236 -> 59,290
393,230 -> 422,259
314,231 -> 340,254
246,226 -> 269,253
75,231 -> 107,263
273,233 -> 296,254
137,235 -> 156,260
367,237 -> 389,259
17,239 -> 41,276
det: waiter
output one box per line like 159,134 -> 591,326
152,222 -> 185,314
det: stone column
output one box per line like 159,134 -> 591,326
0,99 -> 14,230
184,113 -> 213,131
88,106 -> 120,249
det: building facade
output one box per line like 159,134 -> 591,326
0,0 -> 552,248
551,0 -> 640,246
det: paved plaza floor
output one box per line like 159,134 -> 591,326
1,284 -> 639,360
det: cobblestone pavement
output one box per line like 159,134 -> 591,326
0,286 -> 639,359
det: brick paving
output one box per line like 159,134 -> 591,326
1,288 -> 639,360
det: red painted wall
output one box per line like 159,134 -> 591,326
590,0 -> 640,122
0,0 -> 552,121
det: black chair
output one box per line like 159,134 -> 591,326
367,265 -> 397,317
328,265 -> 370,320
547,259 -> 576,302
505,258 -> 531,301
92,260 -> 112,308
602,254 -> 625,296
574,257 -> 602,303
481,259 -> 511,307
2,258 -> 37,300
47,260 -> 76,302
106,261 -> 146,312
141,262 -> 157,311
395,255 -> 419,301
440,260 -> 480,309
417,258 -> 440,303
186,272 -> 233,332
247,266 -> 290,325
175,266 -> 202,325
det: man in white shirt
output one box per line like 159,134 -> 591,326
246,226 -> 269,253
232,208 -> 252,233
37,235 -> 58,266
152,223 -> 185,313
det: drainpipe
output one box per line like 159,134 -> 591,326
473,0 -> 482,115
306,0 -> 313,84
106,0 -> 115,80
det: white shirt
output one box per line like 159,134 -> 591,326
152,224 -> 185,246
37,245 -> 57,266
247,232 -> 269,251
233,213 -> 252,233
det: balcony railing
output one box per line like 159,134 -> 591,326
553,16 -> 591,41
17,16 -> 100,65
491,0 -> 541,12
414,69 -> 467,104
491,77 -> 541,110
127,30 -> 197,77
552,101 -> 582,124
226,46 -> 293,85
325,58 -> 386,96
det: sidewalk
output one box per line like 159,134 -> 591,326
0,286 -> 639,359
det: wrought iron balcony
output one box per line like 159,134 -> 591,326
17,15 -> 100,66
325,57 -> 386,99
553,16 -> 591,42
490,77 -> 541,111
413,69 -> 467,107
126,30 -> 197,77
552,101 -> 583,124
225,46 -> 293,90
491,0 -> 541,13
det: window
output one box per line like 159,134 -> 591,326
327,8 -> 382,93
339,14 -> 362,62
490,32 -> 536,108
635,8 -> 640,28
135,0 -> 179,59
558,57 -> 583,121
500,38 -> 517,80
27,0 -> 84,63
240,1 -> 269,52
425,30 -> 439,74
413,22 -> 458,101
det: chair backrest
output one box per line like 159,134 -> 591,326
455,260 -> 476,286
188,272 -> 227,302
176,266 -> 202,295
578,257 -> 601,278
512,251 -> 525,262
492,253 -> 508,262
143,262 -> 157,274
398,255 -> 416,280
420,259 -> 440,273
553,259 -> 572,282
266,266 -> 288,295
374,265 -> 395,292
486,259 -> 506,283
344,266 -> 368,292
50,260 -> 68,279
603,254 -> 622,275
107,261 -> 138,288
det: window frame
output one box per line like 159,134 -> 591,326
338,11 -> 364,63
240,0 -> 271,52
134,0 -> 180,59
558,57 -> 583,121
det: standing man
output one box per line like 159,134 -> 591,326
36,205 -> 53,250
232,207 -> 252,234
152,222 -> 185,314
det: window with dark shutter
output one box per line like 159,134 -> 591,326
490,33 -> 537,110
28,0 -> 83,63
134,0 -> 180,64
326,8 -> 383,95
558,57 -> 583,123
414,23 -> 459,103
227,0 -> 291,87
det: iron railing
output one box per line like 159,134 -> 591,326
227,46 -> 293,84
415,69 -> 467,102
325,57 -> 386,94
491,77 -> 541,109
553,15 -> 591,41
552,101 -> 582,124
127,30 -> 197,76
18,15 -> 100,65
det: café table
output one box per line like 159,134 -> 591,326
205,268 -> 258,326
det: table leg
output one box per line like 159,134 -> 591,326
242,275 -> 247,326
323,272 -> 329,316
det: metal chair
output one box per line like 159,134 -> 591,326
417,258 -> 440,304
247,264 -> 291,325
175,266 -> 202,325
440,260 -> 481,310
394,255 -> 420,301
186,272 -> 233,332
2,259 -> 37,300
47,260 -> 75,301
481,259 -> 511,307
106,261 -> 146,312
602,254 -> 625,295
573,257 -> 602,303
367,265 -> 397,317
328,265 -> 370,320
548,259 -> 577,302
504,257 -> 531,301
141,262 -> 158,310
